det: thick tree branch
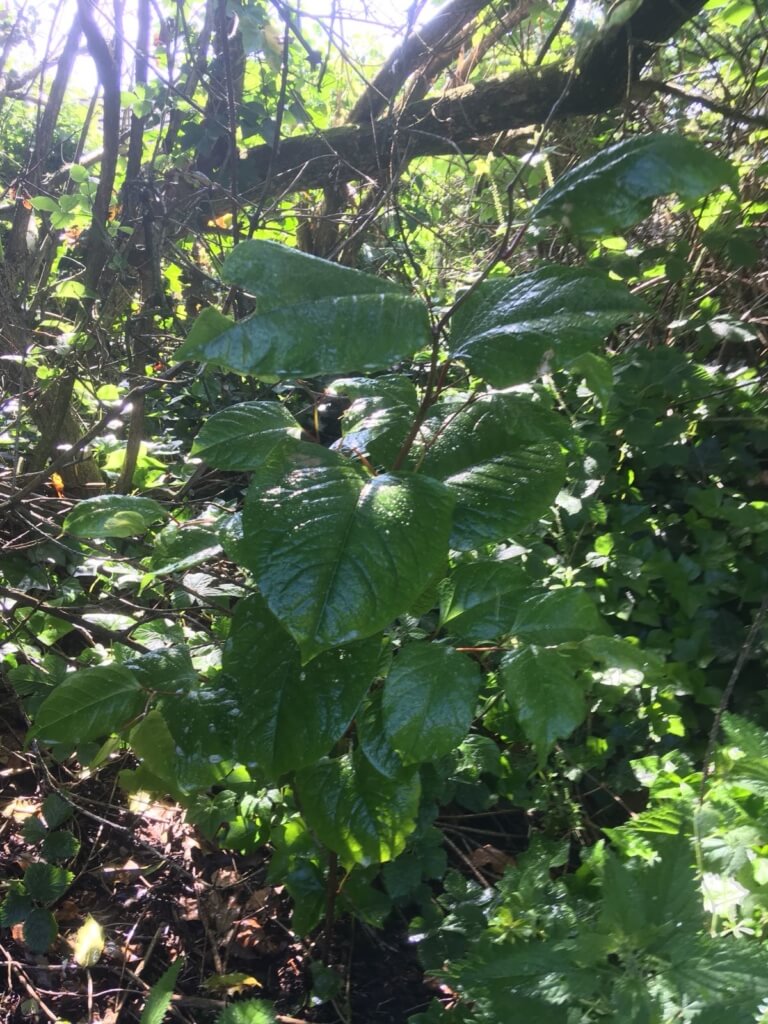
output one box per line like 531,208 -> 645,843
234,0 -> 708,200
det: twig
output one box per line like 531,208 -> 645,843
0,943 -> 58,1022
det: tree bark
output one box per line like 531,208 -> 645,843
234,0 -> 708,201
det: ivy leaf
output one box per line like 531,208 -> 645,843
412,394 -> 566,549
449,268 -> 645,387
222,593 -> 382,778
64,495 -> 167,538
174,240 -> 431,379
28,666 -> 144,745
191,401 -> 303,469
240,446 -> 454,659
295,753 -> 421,868
512,589 -> 607,645
382,644 -> 481,764
501,647 -> 586,763
534,133 -> 738,236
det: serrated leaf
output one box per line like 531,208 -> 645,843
140,957 -> 184,1024
21,816 -> 48,844
42,792 -> 73,829
0,884 -> 34,926
191,401 -> 303,469
23,908 -> 58,952
296,753 -> 420,868
411,393 -> 566,549
501,647 -> 586,763
28,666 -> 144,745
217,999 -> 276,1024
72,915 -> 105,966
439,558 -> 530,643
382,644 -> 481,764
64,495 -> 167,538
41,830 -> 80,861
512,589 -> 606,644
240,445 -> 454,658
174,240 -> 430,379
222,593 -> 381,778
450,267 -> 645,387
534,133 -> 738,236
23,862 -> 73,903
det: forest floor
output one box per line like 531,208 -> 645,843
0,682 -> 517,1024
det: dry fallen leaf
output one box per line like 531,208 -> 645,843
72,915 -> 105,967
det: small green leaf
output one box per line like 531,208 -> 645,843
217,1000 -> 276,1024
412,393 -> 566,549
296,753 -> 421,868
191,401 -> 303,469
149,523 -> 222,575
382,644 -> 481,764
450,268 -> 645,387
0,884 -> 34,926
512,589 -> 606,645
501,647 -> 586,763
174,240 -> 431,379
534,133 -> 738,236
23,908 -> 58,952
29,666 -> 144,745
64,495 -> 167,538
240,446 -> 454,659
41,830 -> 80,861
42,792 -> 73,829
21,816 -> 48,844
23,862 -> 73,903
140,957 -> 185,1024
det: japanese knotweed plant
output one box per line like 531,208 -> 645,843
26,134 -> 739,928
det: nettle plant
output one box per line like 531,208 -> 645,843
28,135 -> 738,924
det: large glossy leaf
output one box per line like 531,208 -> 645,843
28,666 -> 144,745
191,401 -> 303,469
221,593 -> 381,778
295,753 -> 421,868
449,267 -> 646,387
382,644 -> 481,764
512,589 -> 607,645
411,393 -> 566,550
500,647 -> 586,763
174,240 -> 431,379
439,558 -> 532,643
240,445 -> 455,659
64,496 -> 167,538
534,133 -> 738,236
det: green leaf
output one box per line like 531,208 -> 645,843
23,862 -> 73,903
140,957 -> 184,1024
439,558 -> 531,643
569,351 -> 613,409
64,495 -> 167,538
129,710 -> 184,792
41,830 -> 80,861
182,305 -> 235,349
534,133 -> 738,236
334,382 -> 419,466
174,240 -> 431,379
149,523 -> 222,575
382,644 -> 481,764
512,589 -> 606,644
23,908 -> 58,952
30,195 -> 59,212
28,666 -> 144,745
240,446 -> 454,659
296,753 -> 421,868
449,268 -> 645,387
191,401 -> 303,469
357,692 -> 404,780
217,1000 -> 276,1024
411,394 -> 566,549
222,593 -> 382,778
0,884 -> 34,926
500,647 -> 586,763
42,792 -> 73,829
